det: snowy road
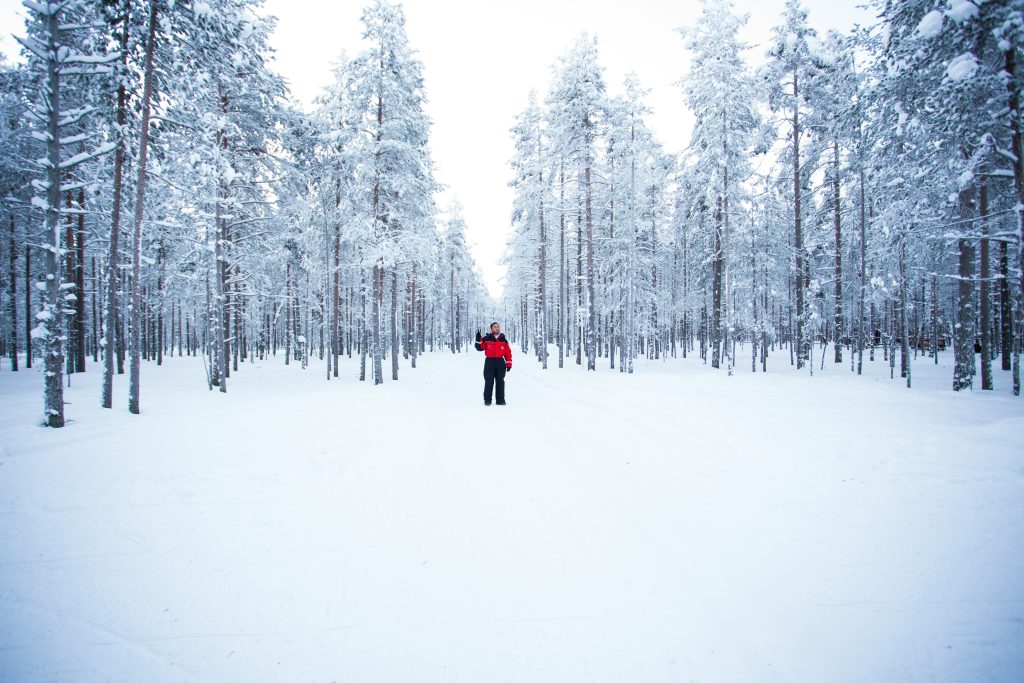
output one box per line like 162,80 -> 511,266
1,350 -> 1022,682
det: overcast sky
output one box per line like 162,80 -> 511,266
0,0 -> 871,298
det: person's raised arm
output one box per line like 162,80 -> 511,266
474,330 -> 483,352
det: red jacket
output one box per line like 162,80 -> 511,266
476,332 -> 512,368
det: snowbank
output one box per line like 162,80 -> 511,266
0,350 -> 1021,682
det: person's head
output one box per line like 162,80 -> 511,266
490,322 -> 500,335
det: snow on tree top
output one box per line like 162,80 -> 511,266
945,53 -> 978,82
916,11 -> 944,40
945,0 -> 979,24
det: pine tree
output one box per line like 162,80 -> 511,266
679,0 -> 762,370
18,0 -> 118,426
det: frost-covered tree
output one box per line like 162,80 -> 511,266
345,0 -> 437,384
680,0 -> 762,371
509,91 -> 550,367
872,0 -> 1011,390
0,59 -> 33,373
547,35 -> 607,371
17,0 -> 118,426
764,0 -> 825,370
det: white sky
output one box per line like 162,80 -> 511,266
0,0 -> 871,299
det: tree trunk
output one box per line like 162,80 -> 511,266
793,67 -> 805,369
979,179 -> 992,390
410,264 -> 417,368
899,236 -> 910,388
24,243 -> 31,369
711,196 -> 723,369
576,205 -> 583,367
75,188 -> 87,373
832,140 -> 842,364
932,274 -> 939,365
751,231 -> 758,373
332,181 -> 340,378
651,218 -> 659,361
213,186 -> 228,391
449,266 -> 455,352
391,267 -> 398,381
537,153 -> 548,369
42,7 -> 64,427
953,186 -> 976,391
558,163 -> 565,369
372,264 -> 383,384
371,88 -> 384,385
65,190 -> 75,375
857,156 -> 867,375
584,144 -> 596,371
1000,238 -> 1012,371
359,268 -> 368,381
1006,49 -> 1023,396
92,256 -> 99,362
283,266 -> 291,366
8,214 -> 17,371
128,2 -> 159,413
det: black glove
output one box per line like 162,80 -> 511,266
475,330 -> 481,341
505,365 -> 511,373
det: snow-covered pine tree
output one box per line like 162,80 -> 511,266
17,0 -> 119,426
873,0 -> 1010,391
345,0 -> 437,384
509,91 -> 550,368
0,59 -> 33,373
679,0 -> 762,370
547,35 -> 607,371
765,0 -> 823,371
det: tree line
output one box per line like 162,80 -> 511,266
499,0 -> 1023,394
2,0 -> 1021,430
0,0 -> 489,427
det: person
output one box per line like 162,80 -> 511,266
475,322 -> 512,406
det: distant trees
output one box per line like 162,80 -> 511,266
0,0 -> 1020,429
500,0 -> 1023,397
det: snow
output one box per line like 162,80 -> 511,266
21,1 -> 58,17
57,141 -> 118,171
192,0 -> 214,19
946,52 -> 979,82
945,0 -> 979,24
916,10 -> 945,39
0,351 -> 1021,682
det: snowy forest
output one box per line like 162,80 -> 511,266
1,1 -> 1022,681
502,0 -> 1024,388
0,0 -> 1021,427
0,0 -> 490,427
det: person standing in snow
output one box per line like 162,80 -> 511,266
475,322 -> 512,406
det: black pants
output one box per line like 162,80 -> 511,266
483,357 -> 507,404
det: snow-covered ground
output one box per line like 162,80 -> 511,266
0,348 -> 1021,682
